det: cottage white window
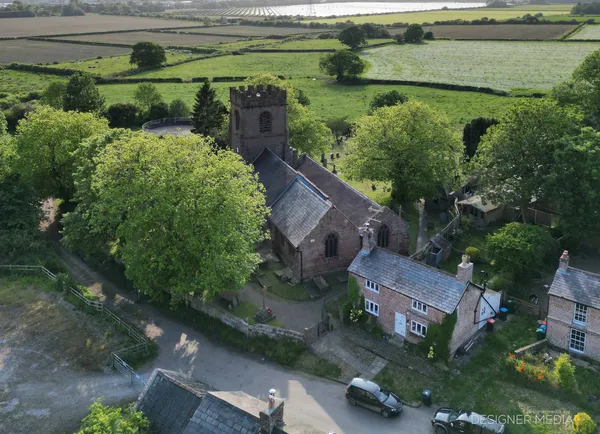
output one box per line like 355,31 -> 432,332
573,303 -> 588,325
366,280 -> 379,293
365,299 -> 379,316
411,300 -> 428,315
569,328 -> 586,353
410,320 -> 427,337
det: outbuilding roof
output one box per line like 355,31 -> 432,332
348,247 -> 467,314
549,267 -> 600,310
457,194 -> 500,214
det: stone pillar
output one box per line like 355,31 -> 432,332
359,223 -> 376,254
259,400 -> 284,433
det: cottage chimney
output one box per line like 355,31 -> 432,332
360,223 -> 376,253
559,250 -> 569,272
456,254 -> 474,284
260,389 -> 284,434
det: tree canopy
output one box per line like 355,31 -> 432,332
42,81 -> 66,109
77,399 -> 149,434
63,72 -> 105,114
319,50 -> 366,82
130,41 -> 166,69
369,90 -> 408,113
191,81 -> 227,136
169,98 -> 190,117
462,117 -> 498,160
338,25 -> 367,50
404,24 -> 425,43
134,83 -> 163,114
344,101 -> 462,203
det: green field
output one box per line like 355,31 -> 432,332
569,24 -> 600,40
260,38 -> 391,50
134,52 -> 326,79
361,41 -> 600,91
0,69 -> 67,96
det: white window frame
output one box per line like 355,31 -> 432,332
569,328 -> 586,354
410,320 -> 427,337
411,299 -> 428,315
365,280 -> 379,293
365,299 -> 379,316
573,303 -> 588,325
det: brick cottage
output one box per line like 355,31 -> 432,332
348,227 -> 501,357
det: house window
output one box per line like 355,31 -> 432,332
234,110 -> 240,130
569,328 -> 586,353
410,320 -> 427,337
574,303 -> 588,325
365,299 -> 379,316
365,280 -> 379,293
377,225 -> 390,248
259,111 -> 272,133
411,300 -> 428,315
325,233 -> 338,258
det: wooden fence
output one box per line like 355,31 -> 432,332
505,295 -> 548,319
0,264 -> 150,387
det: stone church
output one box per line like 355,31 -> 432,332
229,85 -> 409,279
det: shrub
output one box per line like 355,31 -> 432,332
573,412 -> 596,434
423,31 -> 434,40
106,103 -> 138,128
347,276 -> 360,305
465,246 -> 480,262
489,273 -> 513,293
553,353 -> 578,393
77,398 -> 149,434
420,311 -> 456,362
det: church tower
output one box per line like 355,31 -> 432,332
229,85 -> 293,165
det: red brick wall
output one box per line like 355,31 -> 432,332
450,285 -> 484,355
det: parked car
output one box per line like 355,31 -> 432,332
431,408 -> 506,434
345,378 -> 403,418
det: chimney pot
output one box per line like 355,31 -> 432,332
361,225 -> 375,253
456,255 -> 474,284
559,250 -> 569,272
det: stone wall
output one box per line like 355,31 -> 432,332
374,206 -> 410,256
186,295 -> 305,344
450,284 -> 484,356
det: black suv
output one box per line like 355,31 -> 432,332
345,378 -> 403,418
431,408 -> 506,434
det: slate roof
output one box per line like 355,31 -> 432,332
457,195 -> 500,213
253,148 -> 298,206
135,369 -> 214,434
549,267 -> 600,310
270,177 -> 331,247
296,155 -> 382,227
348,247 -> 467,313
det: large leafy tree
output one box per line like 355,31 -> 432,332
191,81 -> 227,136
319,50 -> 366,82
82,133 -> 269,299
471,99 -> 581,222
41,81 -> 66,109
134,83 -> 163,115
462,117 -> 499,160
344,101 -> 462,203
338,25 -> 367,50
63,72 -> 105,114
369,90 -> 408,113
77,399 -> 149,434
130,41 -> 166,69
245,74 -> 332,157
15,107 -> 109,200
404,24 -> 425,43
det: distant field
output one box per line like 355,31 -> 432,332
180,25 -> 333,36
134,52 -> 326,79
569,24 -> 600,40
51,31 -> 244,46
0,39 -> 130,65
259,38 -> 391,50
412,24 -> 576,40
0,69 -> 66,95
98,78 -> 514,128
0,14 -> 206,38
204,38 -> 281,50
361,41 -> 600,91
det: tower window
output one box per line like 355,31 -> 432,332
259,111 -> 272,133
325,233 -> 338,258
377,224 -> 390,248
234,110 -> 240,130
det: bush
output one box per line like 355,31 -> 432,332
77,398 -> 149,434
106,103 -> 138,128
489,273 -> 513,293
573,412 -> 596,434
423,31 -> 434,40
420,311 -> 456,362
347,276 -> 360,305
553,353 -> 578,393
465,246 -> 480,263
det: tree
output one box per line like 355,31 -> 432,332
344,101 -> 462,203
83,133 -> 269,299
319,50 -> 366,82
404,24 -> 425,43
130,41 -> 166,69
77,398 -> 149,434
169,98 -> 190,117
553,353 -> 578,393
338,25 -> 367,50
369,90 -> 408,112
62,0 -> 84,16
191,81 -> 227,136
148,101 -> 169,120
41,81 -> 66,109
423,31 -> 435,40
470,99 -> 581,221
296,89 -> 310,106
326,116 -> 351,146
63,72 -> 105,114
486,223 -> 556,278
134,83 -> 162,114
245,74 -> 332,157
462,117 -> 499,160
15,107 -> 109,200
573,48 -> 600,89
106,103 -> 138,128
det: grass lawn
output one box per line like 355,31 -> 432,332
360,41 -> 600,92
257,261 -> 311,301
0,69 -> 67,96
228,300 -> 285,327
261,38 -> 392,50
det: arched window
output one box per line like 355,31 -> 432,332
234,110 -> 240,130
325,233 -> 338,258
259,111 -> 272,133
377,224 -> 390,249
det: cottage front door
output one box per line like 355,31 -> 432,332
395,312 -> 406,337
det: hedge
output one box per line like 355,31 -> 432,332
248,48 -> 336,53
343,77 -> 510,96
6,62 -> 86,77
28,37 -> 133,48
95,77 -> 184,84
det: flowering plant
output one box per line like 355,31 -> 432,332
349,308 -> 363,323
504,352 -> 548,383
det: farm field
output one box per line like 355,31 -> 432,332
134,52 -> 326,79
203,38 -> 281,50
0,69 -> 66,95
569,24 -> 600,40
413,24 -> 577,40
51,31 -> 244,46
98,78 -> 514,128
259,38 -> 392,50
179,25 -> 334,36
0,39 -> 130,65
0,14 -> 206,38
360,41 -> 600,91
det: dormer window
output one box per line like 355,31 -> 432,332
574,303 -> 588,325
